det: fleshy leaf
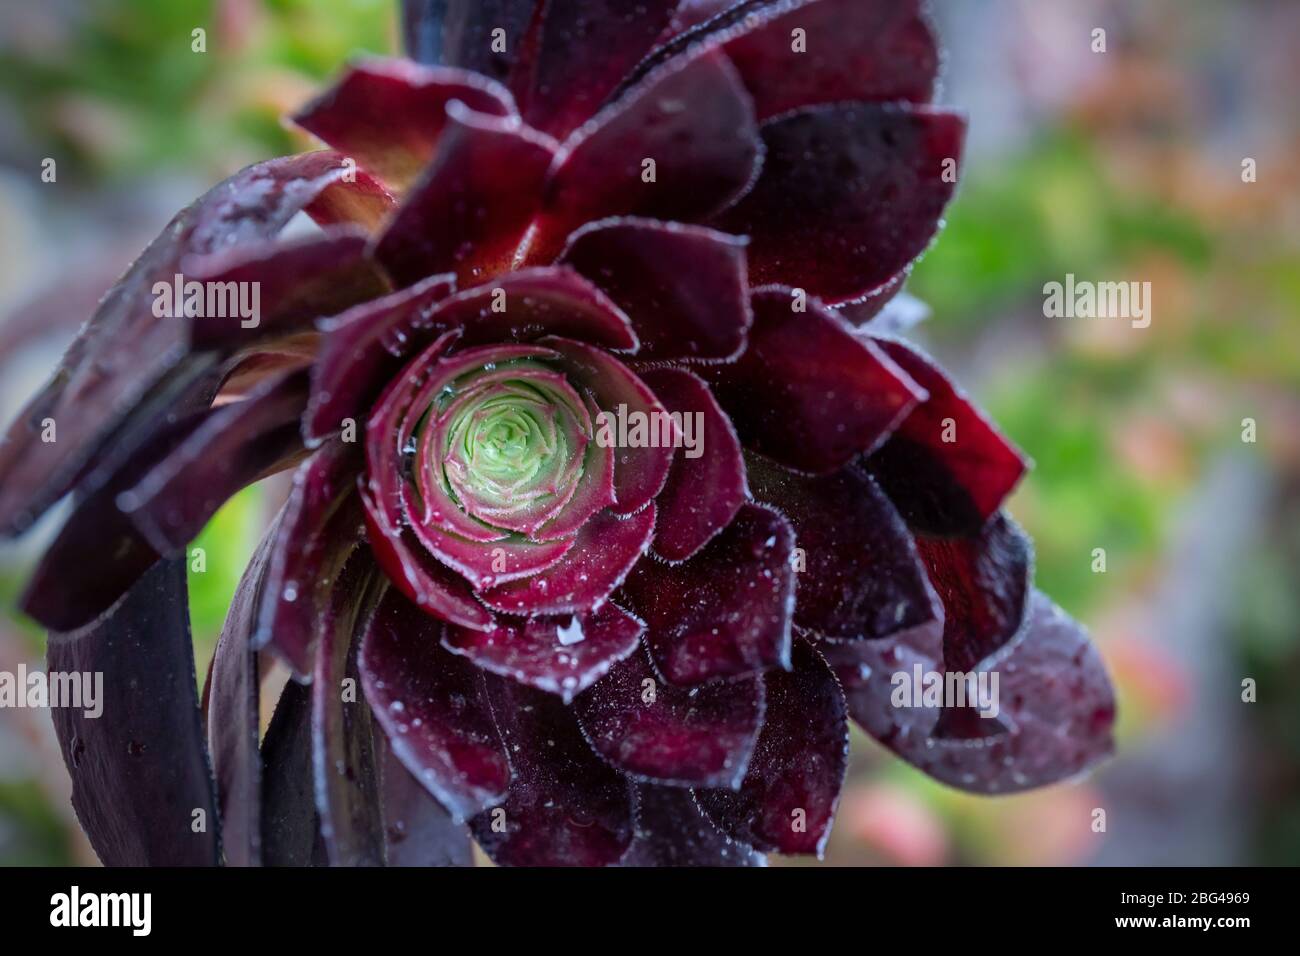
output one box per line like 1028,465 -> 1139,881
47,559 -> 219,865
865,337 -> 1028,536
292,56 -> 515,190
696,638 -> 848,857
261,679 -> 326,866
526,49 -> 760,264
311,550 -> 385,865
375,733 -> 475,866
745,453 -> 940,643
575,644 -> 764,789
827,591 -> 1116,793
442,601 -> 643,703
0,152 -> 364,538
434,1 -> 540,82
359,584 -> 511,823
721,0 -> 937,120
915,512 -> 1033,674
619,502 -> 794,686
713,103 -> 964,303
639,368 -> 747,562
470,675 -> 635,866
376,103 -> 557,288
478,505 -> 655,615
561,218 -> 750,362
619,785 -> 764,867
208,512 -> 282,867
704,288 -> 925,474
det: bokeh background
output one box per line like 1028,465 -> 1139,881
0,0 -> 1296,866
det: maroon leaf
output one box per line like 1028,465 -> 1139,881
714,103 -> 964,303
186,228 -> 389,351
620,502 -> 794,686
527,49 -> 760,263
306,274 -> 457,441
470,675 -> 635,866
513,1 -> 678,138
292,56 -> 515,189
208,512 -> 282,867
561,218 -> 750,362
828,591 -> 1116,793
0,152 -> 365,538
619,785 -> 764,867
120,367 -> 311,554
47,559 -> 220,866
704,288 -> 925,474
575,644 -> 765,789
865,337 -> 1028,536
359,584 -> 511,822
915,512 -> 1033,674
443,601 -> 643,702
721,0 -> 937,120
696,638 -> 848,857
745,453 -> 940,643
310,550 -> 385,865
429,266 -> 638,352
639,368 -> 747,562
376,103 -> 557,288
478,505 -> 656,615
255,440 -> 367,678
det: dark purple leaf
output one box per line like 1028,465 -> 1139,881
47,558 -> 219,865
261,679 -> 326,866
619,784 -> 764,867
620,503 -> 794,686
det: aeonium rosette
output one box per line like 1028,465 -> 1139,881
0,0 -> 1116,868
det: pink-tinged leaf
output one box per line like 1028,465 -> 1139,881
359,584 -> 512,822
575,644 -> 765,789
915,511 -> 1033,675
0,152 -> 365,538
359,485 -> 495,631
47,559 -> 219,865
619,785 -> 764,867
865,337 -> 1028,536
696,638 -> 848,857
208,511 -> 282,867
526,49 -> 760,264
443,601 -> 643,703
745,453 -> 940,643
561,218 -> 750,362
713,103 -> 965,303
639,368 -> 747,562
310,550 -> 385,865
186,228 -> 389,351
429,266 -> 638,351
827,591 -> 1116,793
704,288 -> 926,474
512,1 -> 678,138
534,392 -> 617,541
292,57 -> 515,190
541,337 -> 674,514
306,274 -> 458,442
721,0 -> 937,120
253,439 -> 366,678
620,502 -> 794,687
478,505 -> 656,615
376,104 -> 557,288
470,675 -> 635,866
